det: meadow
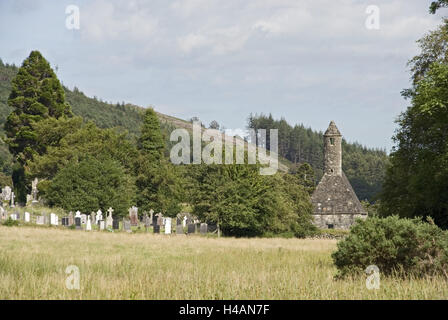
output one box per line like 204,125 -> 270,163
0,226 -> 447,299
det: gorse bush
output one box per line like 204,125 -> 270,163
332,216 -> 448,278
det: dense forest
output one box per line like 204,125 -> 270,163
248,114 -> 388,201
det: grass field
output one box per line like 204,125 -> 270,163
0,226 -> 447,299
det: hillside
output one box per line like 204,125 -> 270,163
0,59 -> 386,201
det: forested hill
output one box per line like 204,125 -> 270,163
248,114 -> 388,201
0,59 -> 386,201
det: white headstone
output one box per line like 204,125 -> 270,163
75,210 -> 81,218
165,217 -> 172,234
182,216 -> 187,227
10,213 -> 17,220
86,216 -> 92,231
81,214 -> 87,224
24,212 -> 30,222
50,213 -> 57,225
99,220 -> 105,231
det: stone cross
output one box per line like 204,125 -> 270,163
31,178 -> 39,203
106,207 -> 114,229
95,209 -> 103,225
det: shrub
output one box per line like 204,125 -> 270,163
2,217 -> 19,227
332,216 -> 448,278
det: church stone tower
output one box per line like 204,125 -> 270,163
311,121 -> 367,229
324,121 -> 342,176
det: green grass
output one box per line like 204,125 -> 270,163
0,226 -> 447,299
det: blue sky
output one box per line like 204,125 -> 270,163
0,0 -> 444,151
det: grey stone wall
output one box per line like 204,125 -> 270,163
312,214 -> 367,230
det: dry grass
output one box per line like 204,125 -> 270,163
0,226 -> 447,299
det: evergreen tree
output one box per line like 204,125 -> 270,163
4,51 -> 72,164
138,107 -> 164,160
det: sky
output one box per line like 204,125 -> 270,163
0,0 -> 444,151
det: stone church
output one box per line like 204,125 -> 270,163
311,121 -> 367,229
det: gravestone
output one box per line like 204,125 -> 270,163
149,209 -> 154,225
99,220 -> 105,231
156,214 -> 163,227
54,215 -> 59,226
50,213 -> 57,226
24,211 -> 30,223
112,219 -> 120,230
182,216 -> 187,227
10,213 -> 17,220
165,218 -> 172,234
68,212 -> 74,226
123,220 -> 132,233
200,223 -> 208,234
75,217 -> 81,229
62,217 -> 69,226
0,207 -> 5,220
152,213 -> 157,226
75,210 -> 81,218
106,207 -> 114,229
187,224 -> 195,234
96,209 -> 103,225
176,225 -> 184,235
153,225 -> 160,233
86,216 -> 92,231
90,212 -> 95,225
208,223 -> 218,233
36,215 -> 45,225
81,214 -> 87,224
10,192 -> 15,208
144,214 -> 151,232
129,206 -> 138,226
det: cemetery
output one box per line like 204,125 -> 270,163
0,183 -> 214,236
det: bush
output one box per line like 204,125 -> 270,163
332,216 -> 448,278
2,217 -> 19,227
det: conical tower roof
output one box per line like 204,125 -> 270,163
324,121 -> 341,136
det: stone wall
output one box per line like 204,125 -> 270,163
312,213 -> 367,230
